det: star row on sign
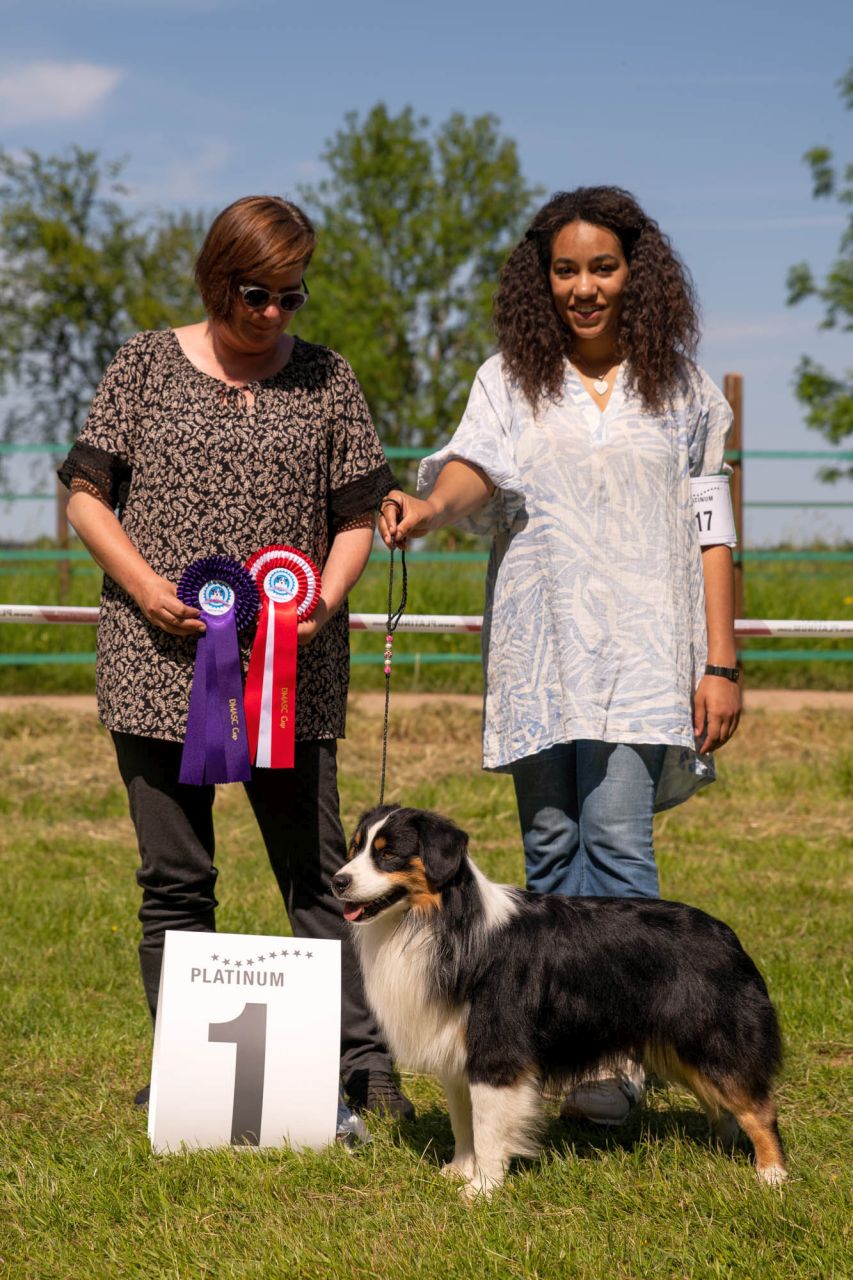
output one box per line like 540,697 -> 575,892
210,950 -> 313,965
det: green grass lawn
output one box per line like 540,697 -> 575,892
1,700 -> 850,1278
0,545 -> 851,694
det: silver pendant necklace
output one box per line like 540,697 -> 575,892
593,375 -> 609,395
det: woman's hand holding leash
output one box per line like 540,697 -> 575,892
378,491 -> 437,548
379,464 -> 494,549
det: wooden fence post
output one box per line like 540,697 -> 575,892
723,373 -> 744,622
56,476 -> 70,601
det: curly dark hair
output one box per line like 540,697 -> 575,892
493,186 -> 700,412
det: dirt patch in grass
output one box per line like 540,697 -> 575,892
2,687 -> 853,715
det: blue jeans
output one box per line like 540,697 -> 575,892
509,741 -> 666,899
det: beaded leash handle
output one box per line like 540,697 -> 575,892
378,498 -> 408,805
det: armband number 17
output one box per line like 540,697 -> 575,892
689,475 -> 737,547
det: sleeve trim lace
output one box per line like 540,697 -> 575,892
57,441 -> 132,514
330,462 -> 398,522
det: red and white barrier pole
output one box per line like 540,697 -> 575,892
1,604 -> 852,638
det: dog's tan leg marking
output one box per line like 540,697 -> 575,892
727,1098 -> 787,1186
440,1074 -> 475,1182
674,1064 -> 786,1185
463,1076 -> 542,1201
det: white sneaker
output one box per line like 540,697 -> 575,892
561,1070 -> 644,1126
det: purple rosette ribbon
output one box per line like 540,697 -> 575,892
177,556 -> 259,786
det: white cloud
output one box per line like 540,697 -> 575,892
0,60 -> 123,126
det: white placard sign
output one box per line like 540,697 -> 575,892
149,931 -> 341,1154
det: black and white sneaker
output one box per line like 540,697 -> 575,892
346,1069 -> 415,1121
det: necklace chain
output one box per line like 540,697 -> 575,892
574,359 -> 619,395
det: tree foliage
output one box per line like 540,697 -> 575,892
0,147 -> 204,453
294,104 -> 541,449
786,63 -> 853,481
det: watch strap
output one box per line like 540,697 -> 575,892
704,663 -> 740,683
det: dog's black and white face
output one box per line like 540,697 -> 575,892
331,805 -> 468,924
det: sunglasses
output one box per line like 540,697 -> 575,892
237,280 -> 309,312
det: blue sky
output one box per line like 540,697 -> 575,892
1,0 -> 851,544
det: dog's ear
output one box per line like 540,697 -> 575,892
414,811 -> 468,889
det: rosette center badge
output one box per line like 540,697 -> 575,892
264,568 -> 299,604
199,580 -> 236,615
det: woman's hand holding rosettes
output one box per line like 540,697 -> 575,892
296,599 -> 330,646
378,490 -> 438,548
136,572 -> 205,637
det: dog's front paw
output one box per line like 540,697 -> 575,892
459,1164 -> 504,1202
441,1155 -> 475,1182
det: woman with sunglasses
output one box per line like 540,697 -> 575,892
59,195 -> 413,1124
379,186 -> 741,1126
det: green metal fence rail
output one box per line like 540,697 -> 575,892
3,548 -> 851,565
1,443 -> 851,670
3,650 -> 851,669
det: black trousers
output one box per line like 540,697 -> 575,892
111,732 -> 390,1082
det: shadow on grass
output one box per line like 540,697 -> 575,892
390,1093 -> 752,1171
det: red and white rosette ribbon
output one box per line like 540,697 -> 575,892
244,545 -> 321,768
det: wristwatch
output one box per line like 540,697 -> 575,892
704,664 -> 741,682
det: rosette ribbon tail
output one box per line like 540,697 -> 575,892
176,555 -> 259,786
180,611 -> 253,785
244,599 -> 299,768
244,544 -> 321,770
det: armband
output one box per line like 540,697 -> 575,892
690,474 -> 737,547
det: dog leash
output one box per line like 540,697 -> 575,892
378,499 -> 407,805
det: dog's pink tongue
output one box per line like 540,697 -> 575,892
343,904 -> 365,922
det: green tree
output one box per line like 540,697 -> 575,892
786,63 -> 853,481
294,104 -> 541,449
0,147 -> 204,454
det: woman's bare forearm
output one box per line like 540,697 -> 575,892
296,517 -> 374,645
422,460 -> 495,526
379,459 -> 494,546
321,521 -> 374,615
67,490 -> 159,598
700,544 -> 738,667
67,490 -> 203,635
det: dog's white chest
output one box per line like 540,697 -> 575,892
356,920 -> 467,1077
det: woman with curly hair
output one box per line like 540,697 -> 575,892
379,186 -> 741,1125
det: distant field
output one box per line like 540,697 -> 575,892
0,544 -> 851,693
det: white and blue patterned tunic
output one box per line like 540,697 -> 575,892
418,356 -> 733,811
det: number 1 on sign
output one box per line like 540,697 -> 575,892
209,1002 -> 267,1145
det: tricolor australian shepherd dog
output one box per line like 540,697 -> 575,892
332,805 -> 786,1199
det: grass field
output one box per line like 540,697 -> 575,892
1,699 -> 850,1278
0,545 -> 852,694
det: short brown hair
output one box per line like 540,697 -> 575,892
194,195 -> 317,321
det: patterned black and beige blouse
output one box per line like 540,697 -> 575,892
59,329 -> 395,743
